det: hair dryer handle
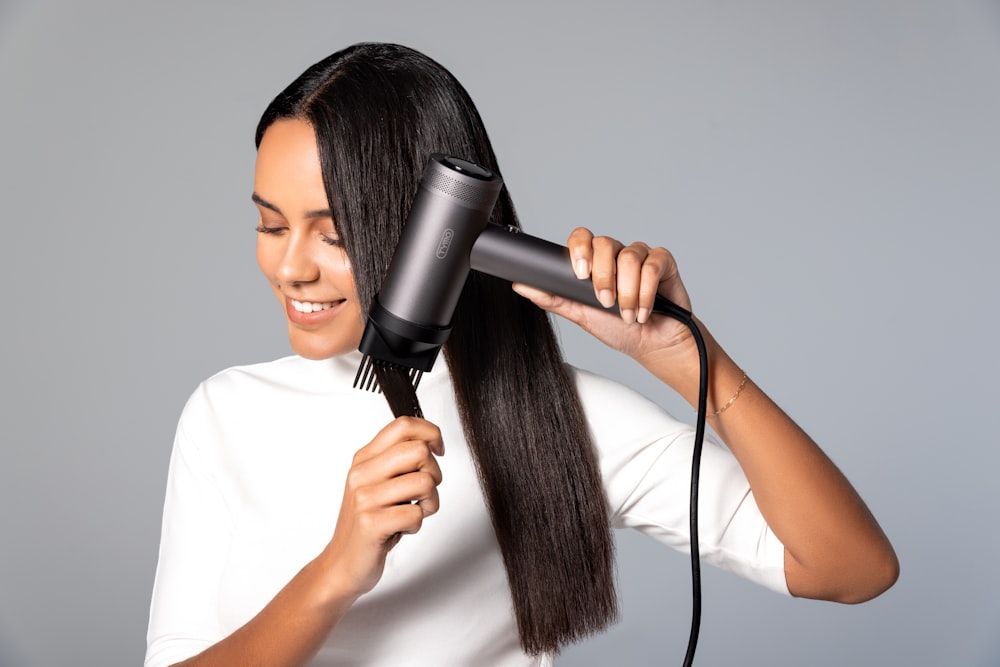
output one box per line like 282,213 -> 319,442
470,224 -> 692,323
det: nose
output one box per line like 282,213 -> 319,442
275,231 -> 320,285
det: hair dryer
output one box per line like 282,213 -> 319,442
354,153 -> 693,390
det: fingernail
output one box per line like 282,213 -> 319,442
574,258 -> 590,279
621,308 -> 636,324
637,307 -> 651,324
598,289 -> 615,308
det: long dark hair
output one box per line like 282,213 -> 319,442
256,42 -> 617,654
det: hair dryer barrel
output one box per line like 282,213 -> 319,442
360,154 -> 503,372
377,155 -> 502,326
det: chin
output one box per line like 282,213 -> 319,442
287,328 -> 362,361
290,340 -> 355,360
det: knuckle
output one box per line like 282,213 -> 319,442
417,471 -> 438,492
641,262 -> 665,285
402,438 -> 431,461
345,467 -> 365,490
403,505 -> 425,532
591,272 -> 615,287
592,235 -> 619,251
352,486 -> 373,509
651,246 -> 675,266
394,415 -> 419,430
618,246 -> 646,266
618,244 -> 641,257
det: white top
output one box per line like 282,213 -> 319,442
145,353 -> 788,667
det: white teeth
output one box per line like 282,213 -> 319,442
291,299 -> 338,313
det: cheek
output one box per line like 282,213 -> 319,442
324,254 -> 358,297
256,239 -> 276,280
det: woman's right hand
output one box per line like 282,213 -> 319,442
165,417 -> 443,667
322,416 -> 444,601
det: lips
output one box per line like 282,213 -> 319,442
290,298 -> 340,313
284,296 -> 347,326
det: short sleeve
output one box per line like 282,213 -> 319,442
145,387 -> 234,667
575,368 -> 790,595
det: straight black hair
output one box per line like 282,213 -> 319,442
256,42 -> 617,654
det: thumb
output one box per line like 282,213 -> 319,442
512,282 -> 620,329
512,282 -> 576,317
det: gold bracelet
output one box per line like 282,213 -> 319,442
712,370 -> 749,417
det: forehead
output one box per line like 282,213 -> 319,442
254,119 -> 327,206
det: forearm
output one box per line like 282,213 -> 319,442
640,320 -> 899,603
173,550 -> 355,667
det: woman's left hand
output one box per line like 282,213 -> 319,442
512,227 -> 696,365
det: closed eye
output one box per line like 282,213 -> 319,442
256,224 -> 285,235
257,224 -> 344,250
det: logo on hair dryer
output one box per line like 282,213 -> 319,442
436,229 -> 455,259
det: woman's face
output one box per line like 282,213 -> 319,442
254,118 -> 364,360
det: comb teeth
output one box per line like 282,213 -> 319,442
353,354 -> 424,394
354,354 -> 378,392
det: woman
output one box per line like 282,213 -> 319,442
145,42 -> 898,667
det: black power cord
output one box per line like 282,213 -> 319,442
650,295 -> 709,667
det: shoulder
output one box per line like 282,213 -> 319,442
569,365 -> 686,431
567,364 -> 698,472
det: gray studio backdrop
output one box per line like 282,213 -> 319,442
1,1 -> 998,665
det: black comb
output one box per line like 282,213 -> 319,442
353,354 -> 424,394
354,355 -> 425,418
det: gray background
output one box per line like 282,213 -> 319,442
1,1 -> 998,665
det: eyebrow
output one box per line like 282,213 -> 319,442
251,192 -> 333,220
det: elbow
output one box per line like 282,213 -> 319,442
787,542 -> 900,604
837,548 -> 900,604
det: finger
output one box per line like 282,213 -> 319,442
353,417 -> 444,466
398,471 -> 441,517
374,438 -> 444,484
636,246 -> 674,323
512,282 -> 624,336
354,471 -> 442,516
591,236 -> 624,308
643,246 -> 693,320
348,440 -> 443,499
567,227 -> 596,279
512,282 -> 598,321
387,502 -> 427,536
357,503 -> 426,544
615,242 -> 651,323
511,282 -> 565,311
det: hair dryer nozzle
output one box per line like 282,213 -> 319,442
354,298 -> 452,391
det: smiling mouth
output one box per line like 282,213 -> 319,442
290,298 -> 344,313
